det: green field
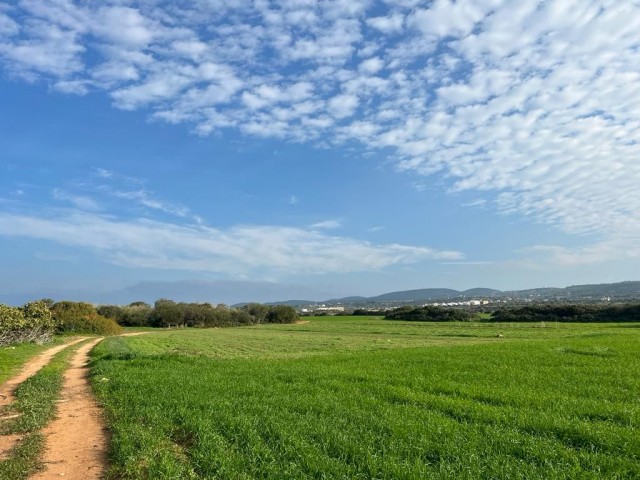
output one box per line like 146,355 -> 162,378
90,317 -> 640,479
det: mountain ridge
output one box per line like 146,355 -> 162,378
265,281 -> 640,306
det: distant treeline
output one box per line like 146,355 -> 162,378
384,303 -> 640,322
490,304 -> 640,322
97,300 -> 299,328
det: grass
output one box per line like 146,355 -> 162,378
0,341 -> 59,385
0,339 -> 90,479
0,433 -> 45,480
90,317 -> 640,479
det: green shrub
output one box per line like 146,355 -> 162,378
52,301 -> 122,335
0,301 -> 55,346
385,305 -> 473,322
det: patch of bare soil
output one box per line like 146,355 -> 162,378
31,338 -> 107,480
0,433 -> 22,460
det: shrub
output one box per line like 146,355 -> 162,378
385,306 -> 473,322
265,305 -> 299,324
0,301 -> 55,346
52,301 -> 122,335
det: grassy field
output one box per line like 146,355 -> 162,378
90,317 -> 640,479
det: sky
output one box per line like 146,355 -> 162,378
1,0 -> 639,305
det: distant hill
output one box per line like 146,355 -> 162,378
272,281 -> 640,306
462,288 -> 502,297
265,300 -> 318,307
368,288 -> 461,302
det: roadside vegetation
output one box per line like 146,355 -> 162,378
90,317 -> 640,479
0,301 -> 55,346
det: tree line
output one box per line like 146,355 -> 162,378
0,299 -> 299,346
490,303 -> 640,322
96,300 -> 299,328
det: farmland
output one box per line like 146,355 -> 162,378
89,317 -> 640,479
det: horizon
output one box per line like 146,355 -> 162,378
2,278 -> 638,308
2,1 -> 639,303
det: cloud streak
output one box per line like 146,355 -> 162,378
0,210 -> 462,276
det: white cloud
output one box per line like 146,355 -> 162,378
52,188 -> 101,211
93,6 -> 156,47
328,93 -> 359,119
367,14 -> 404,34
359,57 -> 384,74
0,210 -> 462,276
0,11 -> 19,37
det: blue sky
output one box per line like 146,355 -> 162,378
1,0 -> 639,305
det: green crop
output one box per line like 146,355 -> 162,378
90,317 -> 640,479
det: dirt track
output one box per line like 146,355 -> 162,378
31,337 -> 107,480
0,337 -> 88,408
0,338 -> 89,459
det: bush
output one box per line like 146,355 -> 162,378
0,301 -> 55,346
265,305 -> 299,324
52,301 -> 122,335
385,306 -> 473,322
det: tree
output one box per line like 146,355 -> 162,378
265,305 -> 299,324
150,299 -> 185,328
242,303 -> 270,323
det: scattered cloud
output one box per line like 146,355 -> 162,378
1,1 -> 639,265
111,189 -> 190,218
52,188 -> 101,211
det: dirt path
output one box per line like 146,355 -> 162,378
31,337 -> 107,480
0,337 -> 88,408
0,338 -> 90,458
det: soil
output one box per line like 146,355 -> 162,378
0,433 -> 21,460
31,338 -> 107,480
